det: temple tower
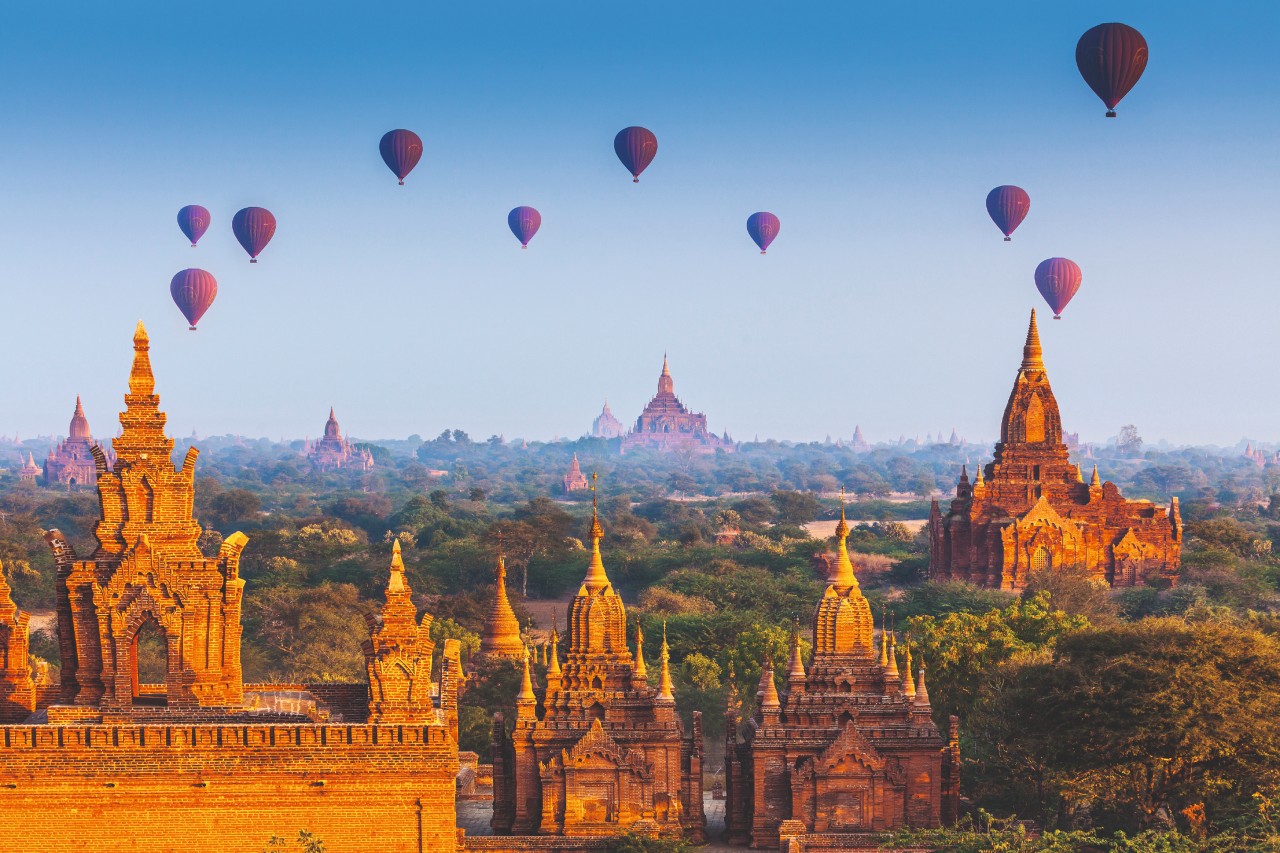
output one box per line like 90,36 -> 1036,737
479,551 -> 526,661
0,562 -> 35,722
364,540 -> 438,723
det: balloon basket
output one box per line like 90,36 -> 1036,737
189,326 -> 197,332
250,259 -> 257,264
191,243 -> 198,248
398,180 -> 405,186
633,177 -> 639,183
1106,110 -> 1117,118
1004,236 -> 1011,242
1053,314 -> 1062,320
521,244 -> 527,250
760,250 -> 766,255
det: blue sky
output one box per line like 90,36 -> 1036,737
2,2 -> 1277,445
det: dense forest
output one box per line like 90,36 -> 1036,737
4,434 -> 1280,849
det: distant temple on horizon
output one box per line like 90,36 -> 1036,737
620,356 -> 734,455
929,310 -> 1182,590
592,401 -> 625,439
562,452 -> 590,492
43,397 -> 114,488
304,408 -> 374,472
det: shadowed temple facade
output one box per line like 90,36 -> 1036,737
0,323 -> 461,853
725,500 -> 959,848
491,480 -> 707,842
929,310 -> 1182,590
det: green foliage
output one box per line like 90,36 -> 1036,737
261,830 -> 325,853
603,834 -> 693,853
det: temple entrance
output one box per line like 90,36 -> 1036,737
130,617 -> 169,706
1030,547 -> 1052,573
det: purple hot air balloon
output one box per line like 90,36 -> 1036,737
177,205 -> 211,247
232,207 -> 276,263
985,186 -> 1030,241
170,269 -> 218,331
380,129 -> 424,185
508,206 -> 541,249
614,126 -> 658,182
1034,258 -> 1083,319
1076,23 -> 1149,117
746,212 -> 781,254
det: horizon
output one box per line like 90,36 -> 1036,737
3,2 -> 1278,445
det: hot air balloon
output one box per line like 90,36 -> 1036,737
746,212 -> 780,254
1076,23 -> 1148,117
1034,258 -> 1082,319
170,269 -> 218,330
232,207 -> 276,263
177,205 -> 211,247
614,126 -> 658,182
379,129 -> 423,185
508,206 -> 541,249
985,186 -> 1030,241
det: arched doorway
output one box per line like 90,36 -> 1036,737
131,617 -> 168,706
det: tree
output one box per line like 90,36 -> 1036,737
770,490 -> 820,526
1117,424 -> 1143,455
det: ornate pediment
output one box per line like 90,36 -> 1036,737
1112,528 -> 1153,560
547,719 -> 652,777
817,717 -> 886,774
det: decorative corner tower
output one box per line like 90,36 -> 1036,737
0,562 -> 35,722
364,539 -> 437,724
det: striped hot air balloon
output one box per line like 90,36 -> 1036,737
1076,23 -> 1149,117
232,207 -> 276,263
985,186 -> 1030,241
508,206 -> 541,248
170,269 -> 218,330
1034,258 -> 1082,319
614,126 -> 658,182
746,212 -> 780,254
177,205 -> 211,247
379,129 -> 424,185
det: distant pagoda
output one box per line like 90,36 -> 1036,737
305,408 -> 373,472
562,452 -> 589,492
620,356 -> 733,455
592,400 -> 624,439
44,397 -> 114,488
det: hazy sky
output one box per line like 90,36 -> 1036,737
2,2 -> 1277,446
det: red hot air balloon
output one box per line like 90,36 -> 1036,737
614,126 -> 658,182
177,205 -> 211,247
170,268 -> 218,330
232,207 -> 276,263
508,206 -> 541,249
380,129 -> 423,185
746,212 -> 781,254
1034,258 -> 1082,319
1076,23 -> 1149,117
985,186 -> 1030,241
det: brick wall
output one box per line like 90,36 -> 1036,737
0,722 -> 458,853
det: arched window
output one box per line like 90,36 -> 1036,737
131,617 -> 168,706
1031,547 -> 1052,573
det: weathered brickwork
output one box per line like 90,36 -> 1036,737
0,323 -> 461,853
491,485 -> 707,842
726,502 -> 960,848
930,310 -> 1182,590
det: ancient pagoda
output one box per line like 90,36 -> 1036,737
725,497 -> 959,846
620,356 -> 733,455
929,310 -> 1182,590
491,475 -> 706,841
17,453 -> 41,483
478,551 -> 526,661
44,396 -> 114,488
563,452 -> 590,492
592,400 -> 625,439
305,407 -> 374,472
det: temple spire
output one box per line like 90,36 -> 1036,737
582,472 -> 611,591
1090,464 -> 1101,488
516,648 -> 536,703
788,625 -> 807,680
480,536 -> 526,660
547,616 -> 561,675
657,354 -> 674,395
129,321 -> 155,397
758,659 -> 780,710
886,627 -> 900,678
1021,309 -> 1044,371
879,612 -> 890,668
387,539 -> 407,594
829,488 -> 859,590
915,659 -> 930,707
657,622 -> 675,703
902,641 -> 916,699
633,623 -> 648,677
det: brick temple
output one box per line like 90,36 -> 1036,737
592,401 -> 624,439
563,452 -> 590,492
725,499 -> 959,847
620,356 -> 734,455
0,323 -> 461,853
44,396 -> 114,488
305,407 -> 374,472
491,478 -> 706,841
929,310 -> 1182,590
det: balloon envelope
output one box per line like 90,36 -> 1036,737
1034,258 -> 1082,318
508,206 -> 541,248
746,212 -> 781,253
170,269 -> 218,330
1076,23 -> 1148,116
380,129 -> 423,185
985,186 -> 1030,240
177,205 -> 211,247
614,126 -> 658,182
232,207 -> 276,262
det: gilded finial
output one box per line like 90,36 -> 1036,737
657,621 -> 675,702
879,608 -> 890,668
633,622 -> 648,677
788,622 -> 806,680
516,647 -> 536,703
829,489 -> 859,590
386,539 -> 407,594
582,472 -> 610,590
1021,309 -> 1044,371
1090,464 -> 1101,488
